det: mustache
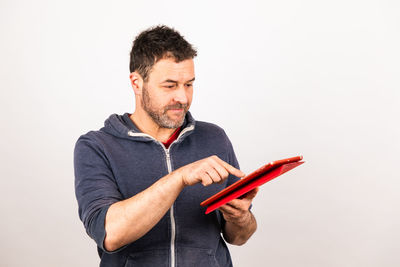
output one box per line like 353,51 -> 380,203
165,103 -> 188,110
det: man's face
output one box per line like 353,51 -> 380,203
141,58 -> 195,129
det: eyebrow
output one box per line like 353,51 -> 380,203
161,77 -> 195,84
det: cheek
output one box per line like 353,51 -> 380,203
153,91 -> 171,106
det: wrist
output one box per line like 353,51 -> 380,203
170,168 -> 186,189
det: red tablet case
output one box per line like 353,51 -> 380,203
200,156 -> 304,214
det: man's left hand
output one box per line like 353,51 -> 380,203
218,187 -> 259,226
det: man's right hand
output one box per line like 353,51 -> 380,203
104,155 -> 245,251
175,155 -> 245,186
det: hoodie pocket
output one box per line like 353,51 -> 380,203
124,249 -> 169,267
176,247 -> 220,267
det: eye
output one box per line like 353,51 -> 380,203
185,83 -> 193,88
164,84 -> 175,89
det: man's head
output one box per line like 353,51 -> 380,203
129,25 -> 197,82
129,25 -> 197,129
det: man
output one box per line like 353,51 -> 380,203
74,25 -> 258,267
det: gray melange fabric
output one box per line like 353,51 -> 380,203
74,111 -> 240,267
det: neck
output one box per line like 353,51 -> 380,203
129,109 -> 178,143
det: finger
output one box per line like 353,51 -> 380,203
226,198 -> 251,211
209,160 -> 229,180
218,203 -> 238,215
241,187 -> 259,200
200,172 -> 213,186
204,166 -> 222,183
212,156 -> 245,178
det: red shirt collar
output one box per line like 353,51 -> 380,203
162,127 -> 181,149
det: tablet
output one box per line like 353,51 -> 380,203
200,155 -> 304,214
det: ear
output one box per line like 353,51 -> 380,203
129,72 -> 143,95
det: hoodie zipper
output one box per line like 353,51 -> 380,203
127,125 -> 194,267
165,150 -> 176,267
165,125 -> 194,267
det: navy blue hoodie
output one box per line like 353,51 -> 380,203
74,112 -> 241,266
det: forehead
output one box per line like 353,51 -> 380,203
148,58 -> 195,82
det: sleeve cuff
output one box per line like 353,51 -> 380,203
91,204 -> 128,254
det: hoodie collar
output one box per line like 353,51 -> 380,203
102,111 -> 196,143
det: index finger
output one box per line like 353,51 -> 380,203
213,156 -> 245,178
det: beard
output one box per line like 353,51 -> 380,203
142,85 -> 189,129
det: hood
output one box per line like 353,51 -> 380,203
100,111 -> 196,142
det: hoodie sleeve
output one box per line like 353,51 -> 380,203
74,133 -> 125,253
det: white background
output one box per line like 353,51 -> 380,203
1,0 -> 399,266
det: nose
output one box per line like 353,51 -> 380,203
173,85 -> 188,104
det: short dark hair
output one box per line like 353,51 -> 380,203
129,25 -> 197,82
